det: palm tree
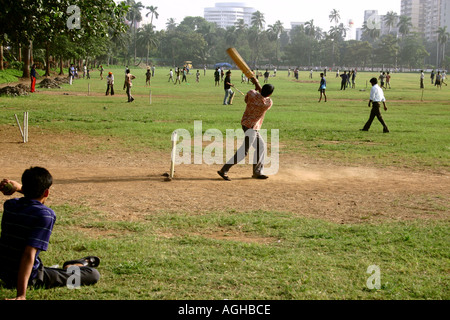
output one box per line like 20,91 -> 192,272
362,21 -> 381,42
166,18 -> 177,32
251,11 -> 265,31
145,5 -> 159,28
267,20 -> 284,64
337,23 -> 349,40
249,11 -> 265,66
383,11 -> 398,35
137,24 -> 158,65
126,0 -> 144,64
314,27 -> 325,41
225,26 -> 238,48
329,9 -> 341,26
304,20 -> 316,38
235,19 -> 247,32
328,23 -> 347,64
437,26 -> 449,68
397,15 -> 412,39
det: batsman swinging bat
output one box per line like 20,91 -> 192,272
226,48 -> 254,80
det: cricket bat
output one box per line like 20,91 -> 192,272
226,48 -> 254,80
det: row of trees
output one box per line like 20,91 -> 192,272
0,0 -> 129,77
1,2 -> 449,78
127,5 -> 449,70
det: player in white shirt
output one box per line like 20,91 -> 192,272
360,78 -> 389,133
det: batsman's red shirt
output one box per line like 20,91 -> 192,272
241,90 -> 273,130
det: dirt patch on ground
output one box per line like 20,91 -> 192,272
0,124 -> 448,225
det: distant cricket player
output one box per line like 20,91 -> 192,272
217,77 -> 275,181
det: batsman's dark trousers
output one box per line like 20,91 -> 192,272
363,102 -> 389,132
221,126 -> 265,175
106,84 -> 114,96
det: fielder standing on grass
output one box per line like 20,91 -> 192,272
30,64 -> 37,93
123,69 -> 135,102
223,71 -> 235,105
106,71 -> 114,96
218,77 -> 275,181
318,73 -> 327,103
360,78 -> 390,133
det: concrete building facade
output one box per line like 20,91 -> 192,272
204,2 -> 257,29
401,0 -> 450,42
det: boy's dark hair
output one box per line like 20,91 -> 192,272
261,84 -> 275,97
21,167 -> 53,199
370,77 -> 378,85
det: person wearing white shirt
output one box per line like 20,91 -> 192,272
106,72 -> 114,96
420,70 -> 424,89
361,78 -> 389,133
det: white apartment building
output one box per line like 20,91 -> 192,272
204,2 -> 257,29
401,0 -> 450,42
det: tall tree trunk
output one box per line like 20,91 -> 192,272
44,42 -> 51,77
133,20 -> 137,65
59,56 -> 64,75
437,43 -> 440,67
442,43 -> 446,68
22,43 -> 30,78
0,42 -> 4,71
29,41 -> 33,66
18,42 -> 22,62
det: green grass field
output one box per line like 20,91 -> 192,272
1,67 -> 448,168
0,66 -> 449,300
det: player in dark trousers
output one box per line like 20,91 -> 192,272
106,72 -> 114,96
340,71 -> 347,90
360,78 -> 389,133
0,167 -> 100,300
145,67 -> 152,86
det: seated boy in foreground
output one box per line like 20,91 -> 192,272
0,167 -> 100,300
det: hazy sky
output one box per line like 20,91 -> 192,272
138,0 -> 402,38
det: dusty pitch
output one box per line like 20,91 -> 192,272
0,126 -> 448,226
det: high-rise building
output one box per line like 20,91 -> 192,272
401,0 -> 450,42
204,2 -> 257,29
401,0 -> 422,31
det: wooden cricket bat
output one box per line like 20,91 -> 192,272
226,48 -> 255,80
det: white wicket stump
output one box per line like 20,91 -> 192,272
14,112 -> 29,143
170,131 -> 178,179
24,111 -> 28,143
